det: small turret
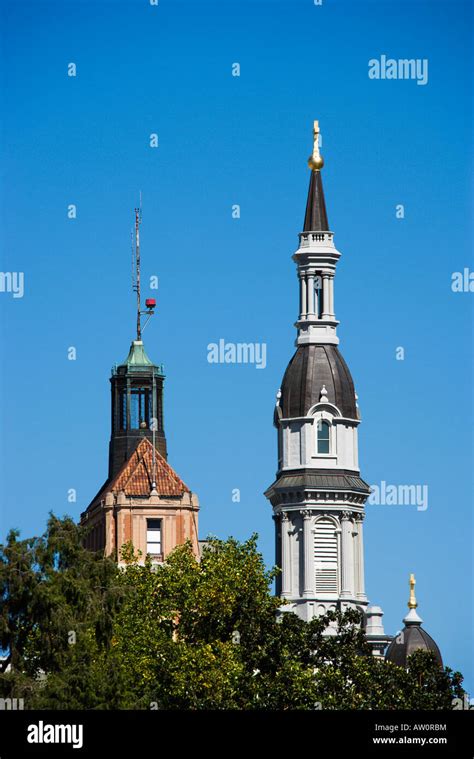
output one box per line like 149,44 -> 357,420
385,574 -> 443,668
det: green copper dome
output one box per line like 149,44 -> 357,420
111,340 -> 164,378
122,340 -> 154,367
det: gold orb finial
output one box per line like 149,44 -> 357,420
308,119 -> 324,171
408,573 -> 418,609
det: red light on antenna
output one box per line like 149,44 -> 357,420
145,298 -> 156,309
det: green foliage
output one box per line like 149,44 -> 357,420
0,519 -> 465,710
0,514 -> 124,708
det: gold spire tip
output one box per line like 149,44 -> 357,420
408,573 -> 418,609
308,119 -> 324,171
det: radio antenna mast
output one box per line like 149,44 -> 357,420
131,230 -> 136,290
131,194 -> 156,341
133,197 -> 143,340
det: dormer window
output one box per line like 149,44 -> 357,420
317,420 -> 330,453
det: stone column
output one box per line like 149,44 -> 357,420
355,514 -> 367,601
104,492 -> 115,557
328,275 -> 335,318
273,515 -> 281,595
281,512 -> 291,598
307,272 -> 315,315
115,491 -> 128,561
322,274 -> 330,318
302,510 -> 315,597
340,510 -> 354,599
300,272 -> 307,319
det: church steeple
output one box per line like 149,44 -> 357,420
265,121 -> 373,623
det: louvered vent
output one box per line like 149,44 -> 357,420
314,518 -> 338,594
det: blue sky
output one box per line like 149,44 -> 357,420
0,0 -> 472,693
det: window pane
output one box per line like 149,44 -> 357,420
147,541 -> 161,554
318,421 -> 330,439
317,421 -> 330,453
146,530 -> 160,541
130,388 -> 150,429
147,519 -> 161,530
130,393 -> 139,428
147,530 -> 161,540
318,439 -> 330,454
146,519 -> 162,554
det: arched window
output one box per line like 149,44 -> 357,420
317,420 -> 330,453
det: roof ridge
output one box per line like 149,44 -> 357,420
122,453 -> 152,492
85,437 -> 191,503
137,437 -> 188,485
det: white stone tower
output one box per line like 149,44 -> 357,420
265,122 -> 378,625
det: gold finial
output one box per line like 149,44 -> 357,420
408,573 -> 418,609
308,119 -> 324,171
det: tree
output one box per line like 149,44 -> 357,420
112,536 -> 465,710
0,514 -> 125,708
0,519 -> 466,710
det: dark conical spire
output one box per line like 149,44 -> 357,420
303,120 -> 329,231
303,170 -> 329,231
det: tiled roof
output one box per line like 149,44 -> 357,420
82,439 -> 191,516
109,437 -> 190,497
87,437 -> 191,502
